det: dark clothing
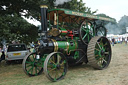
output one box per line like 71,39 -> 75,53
112,38 -> 115,46
112,38 -> 115,42
0,51 -> 5,62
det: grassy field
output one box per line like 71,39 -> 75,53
0,43 -> 128,85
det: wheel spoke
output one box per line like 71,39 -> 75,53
25,61 -> 33,64
102,58 -> 107,64
95,48 -> 100,51
35,67 -> 38,75
27,67 -> 33,73
99,28 -> 104,35
57,54 -> 60,64
96,42 -> 102,50
99,38 -> 104,49
36,61 -> 43,67
28,57 -> 32,62
60,60 -> 66,66
48,68 -> 56,73
105,52 -> 109,55
31,65 -> 34,74
26,64 -> 32,68
55,70 -> 59,80
60,67 -> 64,69
49,58 -> 56,65
32,55 -> 36,62
82,27 -> 87,32
103,43 -> 108,47
82,33 -> 87,40
36,67 -> 41,71
100,38 -> 103,43
97,58 -> 103,67
88,34 -> 90,41
60,62 -> 64,67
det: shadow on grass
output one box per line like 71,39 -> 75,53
68,63 -> 94,71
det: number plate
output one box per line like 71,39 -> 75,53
13,53 -> 21,56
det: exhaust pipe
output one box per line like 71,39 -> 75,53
40,5 -> 48,33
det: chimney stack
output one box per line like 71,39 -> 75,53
40,5 -> 48,33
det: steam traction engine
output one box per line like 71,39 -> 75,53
22,5 -> 114,81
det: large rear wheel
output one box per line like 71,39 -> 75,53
87,36 -> 111,69
44,52 -> 68,82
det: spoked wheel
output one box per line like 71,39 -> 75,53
22,52 -> 43,76
79,20 -> 94,44
96,26 -> 107,36
44,52 -> 68,82
87,36 -> 111,69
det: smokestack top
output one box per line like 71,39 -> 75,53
40,5 -> 48,33
40,5 -> 48,8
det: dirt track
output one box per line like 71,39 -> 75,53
0,43 -> 128,85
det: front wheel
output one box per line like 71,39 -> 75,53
22,52 -> 43,76
44,52 -> 68,82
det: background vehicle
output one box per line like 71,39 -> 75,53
6,43 -> 29,64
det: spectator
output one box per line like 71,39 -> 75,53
125,37 -> 127,45
3,45 -> 7,52
127,37 -> 128,43
112,38 -> 115,46
120,37 -> 122,44
0,51 -> 5,62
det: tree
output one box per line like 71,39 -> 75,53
0,0 -> 96,20
0,0 -> 96,44
0,14 -> 38,44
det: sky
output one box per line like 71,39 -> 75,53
84,0 -> 128,22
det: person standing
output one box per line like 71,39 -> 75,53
120,37 -> 122,44
125,37 -> 127,45
112,38 -> 115,46
0,51 -> 5,62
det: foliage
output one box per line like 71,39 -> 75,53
0,0 -> 97,20
0,0 -> 96,44
0,14 -> 38,44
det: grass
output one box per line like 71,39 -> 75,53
0,43 -> 128,85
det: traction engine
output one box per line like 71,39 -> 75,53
22,5 -> 113,82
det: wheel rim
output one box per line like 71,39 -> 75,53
44,52 -> 68,82
22,53 -> 43,76
96,26 -> 106,36
87,36 -> 111,69
79,21 -> 94,44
